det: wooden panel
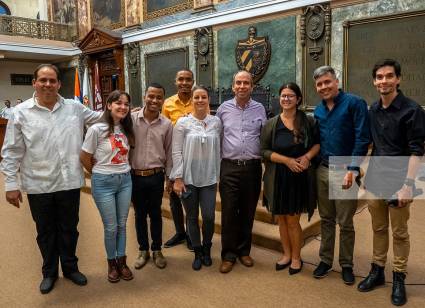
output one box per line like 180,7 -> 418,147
0,118 -> 7,161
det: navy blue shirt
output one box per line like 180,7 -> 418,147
314,90 -> 370,166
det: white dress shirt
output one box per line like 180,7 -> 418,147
0,94 -> 102,194
0,106 -> 14,119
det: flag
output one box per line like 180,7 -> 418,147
74,67 -> 82,103
94,61 -> 103,111
82,67 -> 93,109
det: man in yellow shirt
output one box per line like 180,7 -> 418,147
162,69 -> 194,249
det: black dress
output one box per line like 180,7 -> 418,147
272,117 -> 316,215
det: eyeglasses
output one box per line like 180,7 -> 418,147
280,94 -> 297,99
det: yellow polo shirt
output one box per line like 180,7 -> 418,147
162,94 -> 193,126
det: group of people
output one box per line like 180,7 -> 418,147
0,98 -> 22,119
1,59 -> 424,307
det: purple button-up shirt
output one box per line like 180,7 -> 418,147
216,98 -> 267,160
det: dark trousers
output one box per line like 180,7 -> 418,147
182,184 -> 217,248
169,190 -> 186,235
132,172 -> 164,251
219,160 -> 262,262
27,189 -> 80,278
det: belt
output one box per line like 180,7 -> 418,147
132,168 -> 164,177
321,161 -> 347,170
222,158 -> 261,166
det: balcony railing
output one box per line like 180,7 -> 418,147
0,15 -> 76,42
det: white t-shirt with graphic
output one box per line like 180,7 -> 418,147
82,122 -> 131,174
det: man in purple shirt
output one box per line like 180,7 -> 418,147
216,70 -> 267,273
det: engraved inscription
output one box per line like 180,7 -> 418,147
345,12 -> 425,105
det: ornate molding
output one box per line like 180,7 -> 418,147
194,27 -> 213,71
143,1 -> 192,21
300,4 -> 331,61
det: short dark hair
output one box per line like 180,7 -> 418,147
372,59 -> 401,79
4,100 -> 11,105
146,82 -> 165,96
192,85 -> 210,98
33,64 -> 61,81
175,69 -> 194,79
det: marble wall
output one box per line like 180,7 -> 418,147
216,16 -> 296,96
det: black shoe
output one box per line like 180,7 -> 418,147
40,277 -> 57,294
187,235 -> 194,251
192,247 -> 203,271
313,261 -> 332,279
342,267 -> 355,285
164,233 -> 186,248
357,263 -> 385,292
275,260 -> 291,271
392,272 -> 407,306
64,271 -> 87,286
202,243 -> 212,266
289,260 -> 303,275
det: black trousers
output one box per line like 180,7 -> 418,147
27,189 -> 80,278
132,172 -> 164,251
219,160 -> 262,262
169,190 -> 186,235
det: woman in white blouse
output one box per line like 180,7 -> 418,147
171,85 -> 222,271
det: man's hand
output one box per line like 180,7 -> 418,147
6,190 -> 23,208
173,178 -> 186,197
342,171 -> 354,190
396,184 -> 413,208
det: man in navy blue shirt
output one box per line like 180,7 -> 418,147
358,59 -> 425,306
312,66 -> 370,285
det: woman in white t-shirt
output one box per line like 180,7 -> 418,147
170,85 -> 222,271
80,90 -> 135,283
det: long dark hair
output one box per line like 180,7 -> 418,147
102,90 -> 135,146
278,82 -> 307,144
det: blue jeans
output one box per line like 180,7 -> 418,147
91,172 -> 132,260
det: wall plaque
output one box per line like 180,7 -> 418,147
194,27 -> 214,87
145,48 -> 189,98
301,3 -> 331,108
10,74 -> 32,86
343,10 -> 425,106
127,42 -> 142,106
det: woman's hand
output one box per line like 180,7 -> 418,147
297,155 -> 311,171
173,178 -> 186,197
285,158 -> 304,173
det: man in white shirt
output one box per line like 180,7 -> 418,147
0,64 -> 102,294
0,99 -> 13,119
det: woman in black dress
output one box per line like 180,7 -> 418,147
261,82 -> 320,274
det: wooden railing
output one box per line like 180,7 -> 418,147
0,15 -> 76,42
